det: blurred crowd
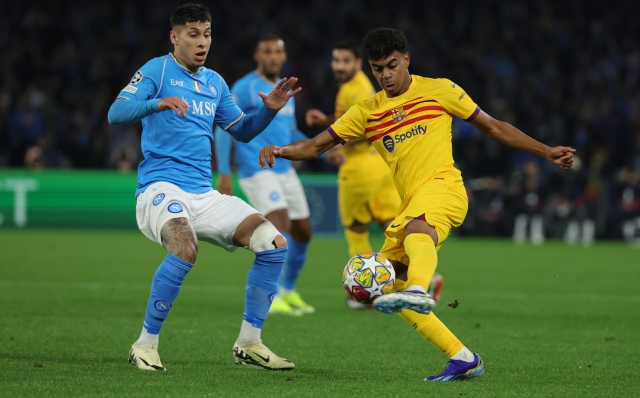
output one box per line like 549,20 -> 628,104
1,0 -> 639,241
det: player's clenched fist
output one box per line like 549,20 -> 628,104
258,145 -> 283,169
546,146 -> 576,170
158,96 -> 188,118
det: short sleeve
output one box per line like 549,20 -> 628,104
436,79 -> 480,122
214,75 -> 245,130
327,104 -> 366,145
116,60 -> 162,101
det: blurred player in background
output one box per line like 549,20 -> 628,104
215,34 -> 315,316
258,28 -> 575,381
108,4 -> 301,371
305,42 -> 443,309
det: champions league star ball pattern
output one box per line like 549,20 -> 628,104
343,252 -> 396,304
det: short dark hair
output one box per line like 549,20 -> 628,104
361,28 -> 407,61
333,41 -> 361,59
256,33 -> 283,49
170,3 -> 211,28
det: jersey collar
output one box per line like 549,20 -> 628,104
169,53 -> 201,76
256,70 -> 279,87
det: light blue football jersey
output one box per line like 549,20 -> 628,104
223,71 -> 300,179
117,53 -> 245,196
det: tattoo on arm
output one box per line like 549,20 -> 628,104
160,217 -> 198,263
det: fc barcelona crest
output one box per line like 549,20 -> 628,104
391,106 -> 406,123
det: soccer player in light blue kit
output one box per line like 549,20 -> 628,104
216,35 -> 314,316
107,4 -> 301,371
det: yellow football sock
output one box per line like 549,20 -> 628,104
345,229 -> 372,257
404,233 -> 438,291
398,310 -> 464,357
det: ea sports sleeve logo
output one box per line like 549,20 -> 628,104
383,135 -> 395,152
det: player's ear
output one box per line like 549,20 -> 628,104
404,52 -> 410,69
356,58 -> 362,70
170,29 -> 179,45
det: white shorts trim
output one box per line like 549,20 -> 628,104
239,168 -> 310,220
136,182 -> 259,252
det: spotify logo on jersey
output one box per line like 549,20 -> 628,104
383,136 -> 395,153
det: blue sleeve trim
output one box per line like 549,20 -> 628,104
464,106 -> 481,122
327,127 -> 346,145
108,98 -> 161,124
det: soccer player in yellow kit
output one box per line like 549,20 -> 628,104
306,42 -> 399,258
306,42 -> 444,310
258,28 -> 575,381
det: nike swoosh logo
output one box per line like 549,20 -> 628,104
254,353 -> 270,363
139,357 -> 165,371
390,223 -> 401,228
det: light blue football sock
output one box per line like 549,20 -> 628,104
142,254 -> 193,334
243,247 -> 287,329
280,234 -> 309,291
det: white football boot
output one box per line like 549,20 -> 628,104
373,290 -> 436,314
129,343 -> 166,371
233,340 -> 295,370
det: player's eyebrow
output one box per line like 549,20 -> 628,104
371,57 -> 398,68
186,24 -> 211,32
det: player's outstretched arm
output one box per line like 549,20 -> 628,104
305,109 -> 335,126
258,130 -> 338,168
471,110 -> 575,170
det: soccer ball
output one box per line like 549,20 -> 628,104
343,251 -> 396,303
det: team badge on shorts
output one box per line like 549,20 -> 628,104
269,191 -> 280,201
153,193 -> 166,206
168,202 -> 183,213
391,106 -> 406,123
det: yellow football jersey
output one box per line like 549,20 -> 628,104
334,71 -> 376,156
334,70 -> 376,118
328,75 -> 480,200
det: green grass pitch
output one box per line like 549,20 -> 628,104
1,229 -> 639,397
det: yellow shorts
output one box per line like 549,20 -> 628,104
380,176 -> 468,265
338,149 -> 401,227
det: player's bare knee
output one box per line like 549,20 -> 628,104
161,217 -> 198,263
273,233 -> 288,248
247,221 -> 287,253
404,218 -> 438,246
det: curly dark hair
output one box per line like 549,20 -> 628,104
333,40 -> 361,58
361,28 -> 407,61
170,3 -> 211,28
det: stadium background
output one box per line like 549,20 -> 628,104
1,0 -> 639,242
1,2 -> 639,396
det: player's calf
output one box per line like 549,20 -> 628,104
130,217 -> 197,370
235,220 -> 289,350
